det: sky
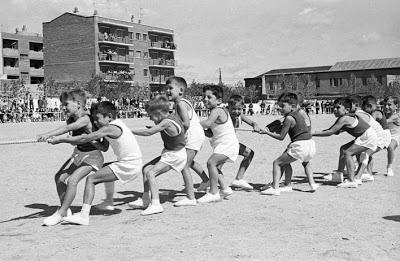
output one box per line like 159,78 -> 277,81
1,0 -> 399,84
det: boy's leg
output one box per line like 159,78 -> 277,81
63,166 -> 118,225
58,165 -> 94,216
282,165 -> 292,186
302,161 -> 318,190
387,140 -> 398,176
207,154 -> 229,195
191,160 -> 209,182
354,150 -> 374,181
141,161 -> 171,215
337,141 -> 354,173
341,144 -> 369,185
54,158 -> 76,205
180,149 -> 196,200
234,143 -> 254,181
261,152 -> 296,195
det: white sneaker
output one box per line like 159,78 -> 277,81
220,187 -> 233,198
174,197 -> 197,207
140,204 -> 164,216
197,181 -> 210,192
231,179 -> 253,190
260,187 -> 280,196
63,213 -> 89,226
43,211 -> 63,226
94,201 -> 115,211
279,185 -> 293,192
197,192 -> 221,203
337,180 -> 358,188
260,182 -> 273,191
323,174 -> 333,181
128,198 -> 148,209
387,168 -> 394,177
354,179 -> 362,186
66,208 -> 72,217
361,173 -> 374,182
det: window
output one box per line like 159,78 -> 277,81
339,78 -> 343,86
143,34 -> 147,41
129,32 -> 134,39
377,75 -> 383,84
269,82 -> 274,91
143,52 -> 148,58
135,51 -> 141,58
333,78 -> 338,87
144,69 -> 148,76
136,33 -> 141,40
316,79 -> 320,88
362,77 -> 367,85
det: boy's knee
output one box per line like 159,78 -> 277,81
243,148 -> 254,158
207,158 -> 216,167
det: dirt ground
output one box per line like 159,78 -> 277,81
0,114 -> 399,261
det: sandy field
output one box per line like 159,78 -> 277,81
0,115 -> 399,261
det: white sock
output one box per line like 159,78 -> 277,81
81,204 -> 91,217
151,199 -> 160,206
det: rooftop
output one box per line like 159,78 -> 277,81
329,57 -> 400,71
263,66 -> 332,76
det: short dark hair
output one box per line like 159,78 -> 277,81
228,95 -> 244,107
334,98 -> 352,110
59,89 -> 87,105
146,95 -> 170,114
166,76 -> 187,91
362,95 -> 377,106
384,96 -> 399,105
203,85 -> 223,99
277,92 -> 298,105
347,94 -> 362,110
93,101 -> 117,119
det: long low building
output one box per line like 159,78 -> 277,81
244,57 -> 400,99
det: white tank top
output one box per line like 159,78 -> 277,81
210,106 -> 238,145
356,110 -> 384,137
181,98 -> 201,126
107,119 -> 142,161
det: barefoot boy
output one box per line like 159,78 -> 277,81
48,101 -> 142,225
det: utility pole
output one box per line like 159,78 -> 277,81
218,68 -> 223,86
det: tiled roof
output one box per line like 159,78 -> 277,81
329,57 -> 400,71
264,66 -> 332,75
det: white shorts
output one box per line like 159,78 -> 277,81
160,148 -> 187,172
108,159 -> 142,184
70,148 -> 104,170
379,129 -> 392,149
354,127 -> 378,151
286,139 -> 316,162
185,124 -> 205,151
211,137 -> 239,163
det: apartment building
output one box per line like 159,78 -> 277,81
0,27 -> 44,84
245,57 -> 400,99
43,12 -> 177,92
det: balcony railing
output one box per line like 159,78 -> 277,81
149,59 -> 177,67
150,75 -> 167,84
99,72 -> 134,82
3,66 -> 20,75
30,68 -> 44,76
98,52 -> 134,63
149,41 -> 177,50
28,50 -> 43,60
98,33 -> 133,45
2,48 -> 19,57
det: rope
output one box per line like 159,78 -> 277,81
0,139 -> 41,145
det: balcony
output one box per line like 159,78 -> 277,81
98,52 -> 134,64
28,50 -> 43,60
149,75 -> 167,84
98,33 -> 133,46
30,68 -> 44,76
3,66 -> 20,76
149,59 -> 177,67
99,71 -> 134,82
2,48 -> 19,57
149,41 -> 176,51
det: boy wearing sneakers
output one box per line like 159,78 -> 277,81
227,95 -> 260,190
128,96 -> 187,215
313,98 -> 378,188
258,92 -> 318,195
38,90 -> 107,226
197,85 -> 239,203
383,96 -> 400,177
165,76 -> 207,206
48,101 -> 142,225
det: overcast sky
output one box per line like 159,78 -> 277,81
1,0 -> 399,84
